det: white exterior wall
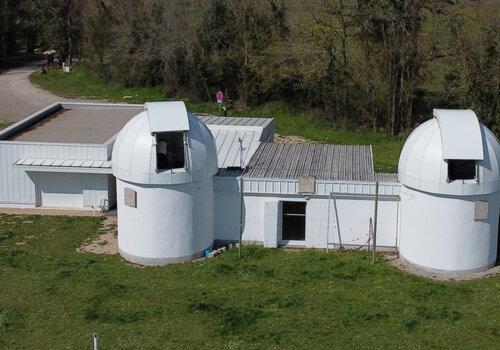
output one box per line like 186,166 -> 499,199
0,141 -> 108,206
27,172 -> 112,210
116,178 -> 214,265
399,185 -> 499,272
214,177 -> 400,250
83,174 -> 113,209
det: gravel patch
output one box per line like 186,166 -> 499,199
78,215 -> 118,255
387,254 -> 499,281
274,133 -> 316,144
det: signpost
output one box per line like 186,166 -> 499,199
216,90 -> 224,103
216,90 -> 224,113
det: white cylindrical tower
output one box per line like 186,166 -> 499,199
112,101 -> 218,265
398,109 -> 500,273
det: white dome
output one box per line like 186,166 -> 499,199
398,110 -> 500,196
112,102 -> 218,185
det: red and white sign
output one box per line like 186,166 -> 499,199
216,91 -> 224,103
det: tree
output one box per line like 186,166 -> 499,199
356,0 -> 436,134
39,0 -> 83,63
444,6 -> 499,133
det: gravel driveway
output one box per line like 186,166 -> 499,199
0,63 -> 100,123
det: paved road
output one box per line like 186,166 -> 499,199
0,63 -> 99,123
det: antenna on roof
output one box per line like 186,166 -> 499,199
238,137 -> 244,168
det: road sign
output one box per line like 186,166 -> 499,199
216,91 -> 224,103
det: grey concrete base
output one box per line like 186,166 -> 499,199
214,239 -> 396,252
215,239 -> 263,246
119,244 -> 213,266
328,243 -> 396,252
400,254 -> 497,276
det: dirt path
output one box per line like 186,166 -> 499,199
0,62 -> 100,123
274,133 -> 315,144
78,215 -> 118,255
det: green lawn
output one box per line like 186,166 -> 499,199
30,67 -> 404,173
0,214 -> 498,349
0,122 -> 11,131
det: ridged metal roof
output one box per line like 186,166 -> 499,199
15,157 -> 112,168
210,129 -> 261,168
198,115 -> 273,127
242,143 -> 393,181
198,115 -> 275,168
14,157 -> 113,174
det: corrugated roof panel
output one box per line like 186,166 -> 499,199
42,159 -> 55,166
197,115 -> 273,128
33,158 -> 45,166
14,157 -> 112,170
243,143 -> 376,181
193,115 -> 275,169
72,160 -> 84,167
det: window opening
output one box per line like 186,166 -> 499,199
156,132 -> 185,171
448,160 -> 476,181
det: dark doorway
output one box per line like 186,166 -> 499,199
282,201 -> 306,241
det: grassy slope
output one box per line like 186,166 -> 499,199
30,67 -> 404,173
0,214 -> 499,349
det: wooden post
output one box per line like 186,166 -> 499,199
239,177 -> 244,259
372,182 -> 379,263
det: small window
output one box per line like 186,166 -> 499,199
155,132 -> 185,171
448,160 -> 476,181
282,201 -> 306,241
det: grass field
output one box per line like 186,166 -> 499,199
0,122 -> 10,131
0,214 -> 499,349
30,67 -> 404,173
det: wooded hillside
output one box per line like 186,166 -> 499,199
1,0 -> 498,135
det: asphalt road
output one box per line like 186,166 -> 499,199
0,63 -> 99,123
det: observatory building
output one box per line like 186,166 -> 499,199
112,102 -> 218,264
0,101 -> 498,273
398,109 -> 500,273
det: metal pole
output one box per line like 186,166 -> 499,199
367,217 -> 372,253
92,333 -> 99,350
372,182 -> 379,263
238,137 -> 244,168
326,192 -> 332,252
239,176 -> 244,259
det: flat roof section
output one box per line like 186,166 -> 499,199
10,107 -> 141,144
